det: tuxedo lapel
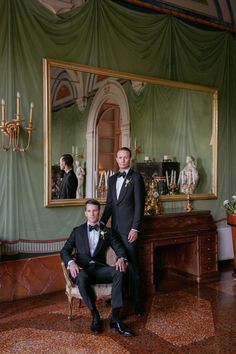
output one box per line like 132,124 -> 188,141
117,169 -> 133,204
92,231 -> 103,257
81,223 -> 90,256
111,173 -> 119,201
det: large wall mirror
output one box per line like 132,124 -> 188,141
43,58 -> 218,207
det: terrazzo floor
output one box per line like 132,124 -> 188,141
1,262 -> 236,354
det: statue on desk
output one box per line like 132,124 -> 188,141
179,155 -> 199,194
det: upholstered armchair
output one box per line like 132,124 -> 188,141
61,247 -> 117,320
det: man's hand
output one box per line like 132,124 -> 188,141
68,260 -> 81,278
128,229 -> 138,243
115,257 -> 128,272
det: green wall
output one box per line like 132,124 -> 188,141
0,0 -> 235,243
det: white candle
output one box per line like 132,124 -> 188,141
177,172 -> 180,186
75,146 -> 78,155
181,171 -> 184,184
16,92 -> 20,120
173,170 -> 176,184
144,156 -> 149,161
105,171 -> 109,188
166,171 -> 169,186
72,145 -> 75,154
134,138 -> 137,149
98,171 -> 103,187
29,102 -> 34,124
170,170 -> 173,184
1,98 -> 5,124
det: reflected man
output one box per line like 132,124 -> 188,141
59,154 -> 78,199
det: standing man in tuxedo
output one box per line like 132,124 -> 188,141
61,199 -> 134,336
59,154 -> 78,199
100,147 -> 146,316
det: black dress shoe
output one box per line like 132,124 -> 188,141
90,315 -> 103,333
110,321 -> 134,336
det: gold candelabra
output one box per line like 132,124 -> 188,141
133,138 -> 141,162
182,183 -> 193,212
0,92 -> 34,152
144,178 -> 162,215
185,192 -> 193,212
72,146 -> 84,160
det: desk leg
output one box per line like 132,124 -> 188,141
231,226 -> 236,280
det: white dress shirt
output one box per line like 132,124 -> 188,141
87,223 -> 99,256
116,168 -> 130,199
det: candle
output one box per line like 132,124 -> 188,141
181,171 -> 184,184
105,171 -> 109,189
170,170 -> 173,184
1,98 -> 5,124
144,156 -> 149,161
29,102 -> 34,124
98,171 -> 103,188
72,145 -> 75,154
173,170 -> 176,184
166,170 -> 169,186
75,146 -> 78,155
16,92 -> 20,120
177,172 -> 180,186
134,138 -> 137,149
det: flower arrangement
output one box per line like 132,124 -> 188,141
125,178 -> 133,188
223,196 -> 236,213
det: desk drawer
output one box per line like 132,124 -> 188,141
200,261 -> 217,273
154,236 -> 195,247
199,235 -> 216,248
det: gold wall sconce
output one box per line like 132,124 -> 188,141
0,92 -> 33,152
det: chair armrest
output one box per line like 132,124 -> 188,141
61,262 -> 74,289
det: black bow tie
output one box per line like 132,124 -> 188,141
89,224 -> 99,232
118,171 -> 126,178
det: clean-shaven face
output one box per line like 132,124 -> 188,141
116,150 -> 131,171
59,157 -> 65,171
85,204 -> 100,225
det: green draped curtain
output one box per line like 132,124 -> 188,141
0,0 -> 235,242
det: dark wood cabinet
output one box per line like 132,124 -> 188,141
136,161 -> 180,194
137,210 -> 218,294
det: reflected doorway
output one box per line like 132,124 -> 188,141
97,103 -> 121,174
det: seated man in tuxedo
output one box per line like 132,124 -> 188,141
61,198 -> 134,336
59,154 -> 78,199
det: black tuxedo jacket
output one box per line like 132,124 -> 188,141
59,170 -> 78,199
100,168 -> 145,234
60,223 -> 127,268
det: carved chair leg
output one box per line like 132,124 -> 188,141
68,296 -> 73,320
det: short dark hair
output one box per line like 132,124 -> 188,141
61,154 -> 74,167
85,199 -> 101,210
116,147 -> 132,158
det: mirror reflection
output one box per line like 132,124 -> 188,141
43,58 -> 218,207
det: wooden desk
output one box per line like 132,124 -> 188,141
138,210 -> 218,294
